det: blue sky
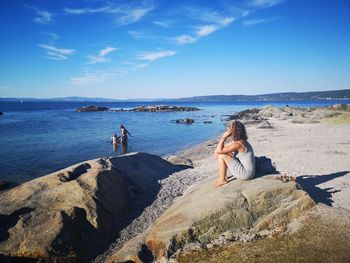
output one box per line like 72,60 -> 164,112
0,0 -> 349,99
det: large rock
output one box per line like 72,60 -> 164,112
76,105 -> 109,112
111,175 -> 315,262
0,152 -> 182,262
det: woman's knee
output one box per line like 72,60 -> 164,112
217,153 -> 232,162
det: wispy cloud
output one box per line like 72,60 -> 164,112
174,24 -> 220,45
173,5 -> 237,45
38,44 -> 75,60
31,7 -> 53,24
87,47 -> 117,64
70,70 -> 126,85
128,31 -> 146,39
137,50 -> 176,62
250,0 -> 285,8
174,35 -> 196,45
41,32 -> 59,41
64,3 -> 153,26
114,7 -> 153,26
196,25 -> 218,37
152,21 -> 171,28
181,5 -> 239,26
86,56 -> 111,64
122,61 -> 149,71
99,47 -> 117,57
242,17 -> 278,26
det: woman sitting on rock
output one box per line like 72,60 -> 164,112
214,120 -> 255,187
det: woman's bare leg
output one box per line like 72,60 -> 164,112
215,153 -> 232,187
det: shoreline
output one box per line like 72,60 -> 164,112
1,104 -> 349,262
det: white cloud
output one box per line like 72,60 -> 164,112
196,25 -> 218,37
41,32 -> 59,40
33,8 -> 53,24
220,17 -> 235,26
99,47 -> 117,57
128,31 -> 146,39
64,7 -> 111,15
114,7 -> 153,26
64,4 -> 153,26
86,56 -> 111,64
242,17 -> 278,26
153,21 -> 171,28
38,44 -> 75,60
121,61 -> 149,71
86,47 -> 117,64
70,70 -> 126,85
174,25 -> 218,45
137,50 -> 176,62
174,35 -> 196,45
250,0 -> 285,8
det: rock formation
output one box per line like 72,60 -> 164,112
127,105 -> 200,112
76,105 -> 200,113
0,153 -> 185,262
226,104 -> 349,125
107,174 -> 315,262
76,105 -> 109,112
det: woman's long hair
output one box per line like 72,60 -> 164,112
230,120 -> 247,141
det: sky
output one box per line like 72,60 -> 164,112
0,0 -> 350,99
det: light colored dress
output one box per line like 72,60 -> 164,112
228,141 -> 255,180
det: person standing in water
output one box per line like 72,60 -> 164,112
111,133 -> 118,152
120,125 -> 132,154
120,124 -> 132,144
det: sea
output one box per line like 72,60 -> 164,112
0,100 -> 348,185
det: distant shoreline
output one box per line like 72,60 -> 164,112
1,89 -> 350,102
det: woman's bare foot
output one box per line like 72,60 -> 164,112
214,180 -> 228,188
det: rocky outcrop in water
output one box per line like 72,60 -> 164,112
106,174 -> 315,262
0,153 -> 186,262
76,105 -> 109,112
76,105 -> 200,113
170,118 -> 195,124
128,105 -> 200,112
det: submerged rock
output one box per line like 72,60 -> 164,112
76,105 -> 109,112
0,111 -> 3,116
171,118 -> 195,124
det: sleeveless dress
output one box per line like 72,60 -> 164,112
228,141 -> 255,180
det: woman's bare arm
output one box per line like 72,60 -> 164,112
215,128 -> 239,154
215,141 -> 238,154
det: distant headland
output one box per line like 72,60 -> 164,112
1,89 -> 350,102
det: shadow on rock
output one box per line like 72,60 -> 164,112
0,208 -> 34,243
104,153 -> 191,244
254,156 -> 278,177
296,171 -> 349,206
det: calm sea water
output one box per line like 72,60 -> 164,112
0,100 -> 348,184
